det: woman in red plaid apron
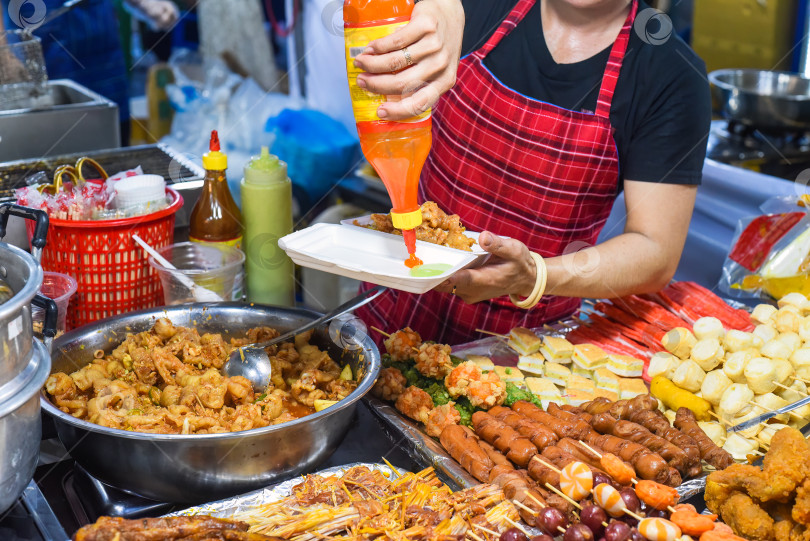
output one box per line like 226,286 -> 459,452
354,0 -> 706,344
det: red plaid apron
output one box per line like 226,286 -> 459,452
358,0 -> 638,345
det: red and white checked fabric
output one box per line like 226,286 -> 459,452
358,0 -> 639,345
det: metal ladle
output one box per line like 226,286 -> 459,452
223,285 -> 387,391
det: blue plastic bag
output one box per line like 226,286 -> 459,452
265,109 -> 360,202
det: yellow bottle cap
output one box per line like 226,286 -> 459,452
391,208 -> 422,230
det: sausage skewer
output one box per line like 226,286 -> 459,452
579,440 -> 679,514
672,407 -> 733,470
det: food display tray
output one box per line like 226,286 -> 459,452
364,322 -> 711,504
279,223 -> 483,294
167,463 -> 400,519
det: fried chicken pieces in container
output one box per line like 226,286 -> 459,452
360,201 -> 476,251
705,427 -> 810,541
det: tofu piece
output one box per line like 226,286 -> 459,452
493,365 -> 525,386
539,335 -> 574,364
593,368 -> 620,393
572,343 -> 608,370
517,353 -> 545,376
508,327 -> 543,356
565,389 -> 595,407
606,354 -> 644,377
566,374 -> 596,394
618,378 -> 649,400
544,362 -> 572,387
466,354 -> 495,372
526,377 -> 563,408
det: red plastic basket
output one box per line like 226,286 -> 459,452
26,188 -> 183,329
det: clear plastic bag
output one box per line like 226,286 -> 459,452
720,195 -> 810,300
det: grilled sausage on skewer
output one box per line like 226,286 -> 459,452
674,407 -> 734,470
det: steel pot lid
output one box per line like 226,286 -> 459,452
0,338 -> 49,417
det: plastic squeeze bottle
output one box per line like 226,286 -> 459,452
240,147 -> 294,306
190,130 -> 245,299
190,130 -> 244,247
344,0 -> 431,268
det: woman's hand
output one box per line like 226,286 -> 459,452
436,232 -> 538,304
353,0 -> 464,120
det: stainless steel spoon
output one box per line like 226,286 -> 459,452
222,285 -> 387,391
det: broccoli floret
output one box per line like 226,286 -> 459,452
402,366 -> 426,387
450,354 -> 465,366
503,382 -> 535,407
424,382 -> 451,406
454,396 -> 477,426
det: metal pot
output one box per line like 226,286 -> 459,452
0,204 -> 50,387
709,69 -> 810,131
41,303 -> 381,503
0,338 -> 50,513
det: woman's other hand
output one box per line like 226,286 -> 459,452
353,0 -> 464,120
436,232 -> 538,304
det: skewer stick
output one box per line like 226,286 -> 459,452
544,483 -> 583,511
576,440 -> 643,487
477,328 -> 508,339
473,524 -> 500,537
381,457 -> 401,478
792,376 -> 810,386
467,531 -> 487,541
532,455 -> 562,473
370,326 -> 419,354
624,508 -> 645,522
774,381 -> 810,396
512,499 -> 538,516
525,492 -> 547,509
504,517 -> 532,537
577,440 -> 603,458
748,400 -> 805,420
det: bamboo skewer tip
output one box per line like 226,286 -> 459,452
503,517 -> 531,537
544,483 -> 583,511
532,455 -> 562,474
511,499 -> 538,516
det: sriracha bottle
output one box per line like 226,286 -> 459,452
344,0 -> 431,268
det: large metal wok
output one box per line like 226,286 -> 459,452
709,69 -> 810,131
41,303 -> 380,503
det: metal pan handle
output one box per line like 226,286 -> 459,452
0,204 -> 49,262
32,294 -> 58,351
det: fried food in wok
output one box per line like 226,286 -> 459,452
357,201 -> 475,251
73,515 -> 284,541
44,319 -> 358,434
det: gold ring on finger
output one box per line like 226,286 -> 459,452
402,47 -> 414,67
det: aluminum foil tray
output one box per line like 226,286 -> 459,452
365,319 -> 709,506
167,463 -> 399,519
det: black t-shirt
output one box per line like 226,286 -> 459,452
459,0 -> 711,185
